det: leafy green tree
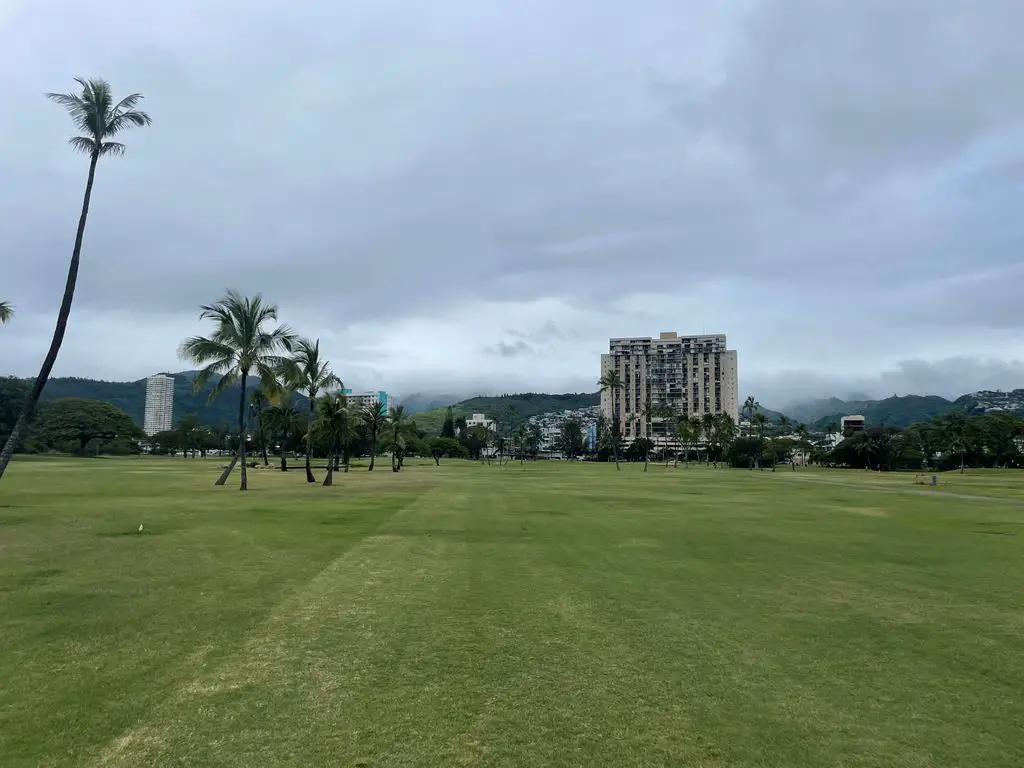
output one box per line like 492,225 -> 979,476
715,413 -> 737,464
35,398 -> 143,454
427,436 -> 465,465
557,417 -> 586,460
0,79 -> 151,481
441,407 -> 456,439
285,338 -> 340,484
177,412 -> 203,457
150,429 -> 183,456
935,412 -> 968,473
597,370 -> 622,470
178,290 -> 295,490
0,302 -> 12,324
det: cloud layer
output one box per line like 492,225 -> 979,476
2,0 -> 1023,405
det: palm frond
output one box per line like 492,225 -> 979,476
106,109 -> 151,135
208,371 -> 240,402
178,335 -> 237,367
45,91 -> 91,132
0,301 -> 13,323
67,136 -> 98,154
99,141 -> 126,156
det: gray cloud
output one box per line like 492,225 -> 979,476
2,0 -> 1023,404
487,340 -> 534,359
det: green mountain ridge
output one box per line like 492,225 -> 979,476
787,391 -> 1024,430
5,371 -> 1022,434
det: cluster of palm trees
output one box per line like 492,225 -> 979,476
598,370 -> 743,471
0,77 -> 152,482
179,290 -> 414,490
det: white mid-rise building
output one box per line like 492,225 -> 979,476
144,374 -> 175,436
340,389 -> 394,413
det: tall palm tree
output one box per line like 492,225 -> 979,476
688,415 -> 703,466
0,78 -> 150,481
672,413 -> 689,468
824,421 -> 840,445
313,393 -> 352,486
742,396 -> 760,437
287,338 -> 340,484
247,388 -> 270,466
178,290 -> 295,490
0,302 -> 13,324
264,392 -> 300,471
701,412 -> 717,465
361,400 -> 387,471
598,370 -> 622,470
752,412 -> 767,470
388,405 -> 408,472
794,423 -> 811,469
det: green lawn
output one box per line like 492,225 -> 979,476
1,458 -> 1022,767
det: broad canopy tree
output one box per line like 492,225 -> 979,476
35,398 -> 143,454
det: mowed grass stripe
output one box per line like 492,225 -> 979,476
1,459 -> 1023,766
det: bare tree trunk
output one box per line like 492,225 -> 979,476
0,152 -> 99,481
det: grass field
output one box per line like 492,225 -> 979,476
2,458 -> 1023,767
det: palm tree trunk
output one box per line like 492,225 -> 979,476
323,442 -> 335,486
305,396 -> 316,483
0,152 -> 99,481
258,408 -> 269,466
237,372 -> 248,490
368,436 -> 376,471
280,429 -> 288,471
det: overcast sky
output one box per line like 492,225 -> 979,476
2,0 -> 1023,407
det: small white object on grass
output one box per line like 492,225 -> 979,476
138,524 -> 144,533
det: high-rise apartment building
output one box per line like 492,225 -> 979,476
600,332 -> 739,443
144,374 -> 175,436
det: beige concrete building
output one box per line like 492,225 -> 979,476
600,332 -> 739,443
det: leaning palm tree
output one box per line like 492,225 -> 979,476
0,79 -> 151,481
361,400 -> 387,471
286,338 -> 340,484
178,290 -> 295,490
597,370 -> 622,471
0,302 -> 12,324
